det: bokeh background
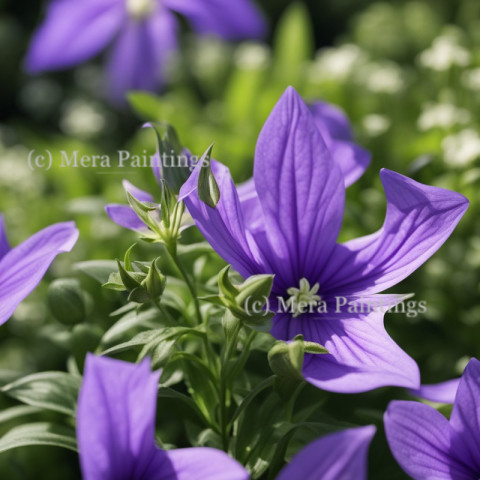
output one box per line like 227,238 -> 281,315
0,0 -> 479,478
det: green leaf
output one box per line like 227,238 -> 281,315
229,376 -> 275,427
128,92 -> 164,120
273,2 -> 314,83
1,372 -> 81,416
197,145 -> 220,208
0,423 -> 77,454
177,242 -> 214,258
101,326 -> 201,356
157,388 -> 208,424
101,308 -> 160,347
74,260 -> 117,284
0,406 -> 42,425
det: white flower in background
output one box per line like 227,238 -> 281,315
359,62 -> 406,94
309,44 -> 366,82
362,114 -> 391,136
234,42 -> 271,70
418,102 -> 471,131
0,144 -> 44,193
419,34 -> 471,71
442,129 -> 480,167
191,37 -> 231,76
60,99 -> 107,139
461,68 -> 480,91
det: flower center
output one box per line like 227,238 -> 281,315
286,278 -> 322,318
126,0 -> 156,20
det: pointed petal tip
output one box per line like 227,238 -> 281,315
54,221 -> 79,253
358,424 -> 377,441
280,86 -> 304,105
380,168 -> 470,210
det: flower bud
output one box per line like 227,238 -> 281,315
141,258 -> 166,300
268,338 -> 305,382
47,278 -> 87,325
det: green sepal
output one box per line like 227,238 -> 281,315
197,144 -> 220,208
141,258 -> 166,300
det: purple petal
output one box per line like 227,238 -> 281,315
277,426 -> 376,480
237,178 -> 264,234
272,309 -> 420,393
151,447 -> 249,480
330,141 -> 371,188
309,101 -> 353,141
0,222 -> 78,325
322,169 -> 469,295
310,101 -> 371,187
409,379 -> 460,404
0,215 -> 10,260
179,160 -> 261,278
106,9 -> 177,103
122,180 -> 154,203
254,87 -> 345,288
105,180 -> 155,231
384,401 -> 474,480
164,0 -> 266,39
77,355 -> 165,480
449,358 -> 480,473
25,0 -> 123,73
105,204 -> 147,232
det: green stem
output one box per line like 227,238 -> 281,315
167,245 -> 203,326
166,244 -> 216,376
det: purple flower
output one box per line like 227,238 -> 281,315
276,425 -> 375,480
179,86 -> 469,393
385,358 -> 480,480
25,0 -> 266,102
0,216 -> 78,325
77,354 -> 249,480
79,355 -> 374,480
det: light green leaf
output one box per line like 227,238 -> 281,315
74,260 -> 117,284
0,423 -> 77,454
1,372 -> 81,416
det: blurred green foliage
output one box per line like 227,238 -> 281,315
0,0 -> 479,478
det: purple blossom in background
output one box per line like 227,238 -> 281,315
0,216 -> 78,326
25,0 -> 266,102
276,425 -> 375,480
179,86 -> 469,393
77,354 -> 249,480
385,358 -> 480,480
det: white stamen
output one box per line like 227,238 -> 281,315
126,0 -> 156,20
286,278 -> 322,318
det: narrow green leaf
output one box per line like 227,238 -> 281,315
0,423 -> 77,454
0,406 -> 42,425
74,260 -> 117,284
1,372 -> 81,417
